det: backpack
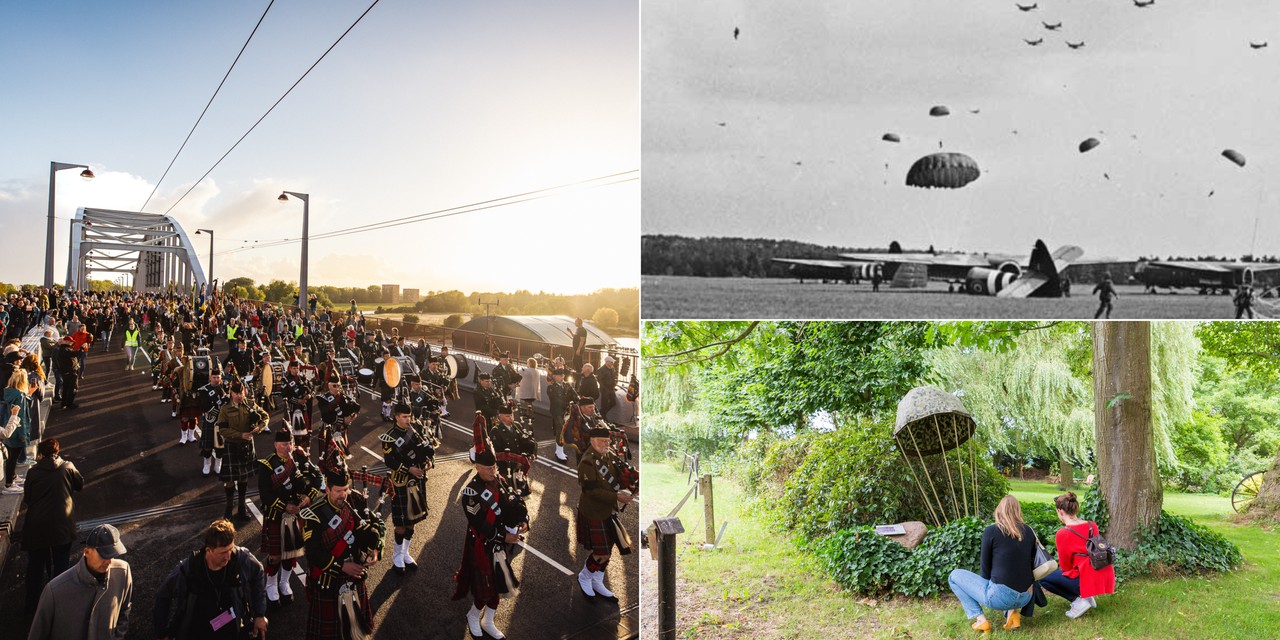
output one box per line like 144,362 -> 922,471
1066,522 -> 1116,570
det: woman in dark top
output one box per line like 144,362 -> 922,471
948,496 -> 1037,633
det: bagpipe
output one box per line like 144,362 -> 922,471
625,373 -> 639,402
496,423 -> 539,497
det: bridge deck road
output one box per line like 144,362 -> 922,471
0,341 -> 638,639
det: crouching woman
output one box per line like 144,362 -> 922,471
948,496 -> 1037,633
1038,491 -> 1116,618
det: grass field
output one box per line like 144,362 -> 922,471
640,463 -> 1280,639
641,276 -> 1261,319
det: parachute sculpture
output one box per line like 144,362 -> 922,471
1222,149 -> 1246,167
929,105 -> 950,117
882,133 -> 901,143
1078,137 -> 1101,153
906,152 -> 980,189
893,386 -> 981,526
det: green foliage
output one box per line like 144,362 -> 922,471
1020,502 -> 1064,555
1079,484 -> 1108,532
402,314 -> 420,324
765,418 -> 1008,540
443,314 -> 466,328
222,277 -> 256,294
591,307 -> 619,328
1115,511 -> 1244,582
640,411 -> 739,466
814,526 -> 911,594
816,517 -> 986,597
1197,321 -> 1280,378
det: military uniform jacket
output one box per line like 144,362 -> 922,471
424,368 -> 449,392
460,475 -> 510,552
489,421 -> 518,456
407,387 -> 440,419
217,401 -> 270,446
491,363 -> 520,392
279,373 -> 310,405
257,451 -> 323,521
578,448 -> 625,520
548,380 -> 573,419
381,424 -> 435,487
224,348 -> 255,378
196,382 -> 230,425
302,497 -> 360,591
475,385 -> 505,418
317,391 -> 359,426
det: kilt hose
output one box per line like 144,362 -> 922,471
305,581 -> 373,640
220,440 -> 256,483
390,480 -> 427,527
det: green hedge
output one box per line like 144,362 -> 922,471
755,419 -> 1009,540
1115,511 -> 1244,581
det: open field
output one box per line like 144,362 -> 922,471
642,276 -> 1263,319
641,463 -> 1280,639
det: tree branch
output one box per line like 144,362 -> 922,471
648,321 -> 761,367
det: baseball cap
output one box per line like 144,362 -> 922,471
84,524 -> 128,559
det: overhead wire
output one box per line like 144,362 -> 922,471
163,0 -> 383,215
139,0 -> 277,212
212,170 -> 638,256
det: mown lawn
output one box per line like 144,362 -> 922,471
641,463 -> 1280,639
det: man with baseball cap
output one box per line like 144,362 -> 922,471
29,524 -> 133,640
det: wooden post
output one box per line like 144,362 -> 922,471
654,517 -> 684,640
700,474 -> 715,546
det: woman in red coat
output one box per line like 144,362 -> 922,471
1037,491 -> 1116,618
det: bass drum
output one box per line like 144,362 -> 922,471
445,353 -> 470,380
380,356 -> 402,389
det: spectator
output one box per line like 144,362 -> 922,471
28,524 -> 132,640
69,323 -> 93,376
3,369 -> 34,493
153,519 -> 268,640
40,329 -> 58,382
21,438 -> 84,614
21,353 -> 47,458
53,337 -> 80,410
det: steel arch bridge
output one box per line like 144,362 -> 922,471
66,207 -> 207,293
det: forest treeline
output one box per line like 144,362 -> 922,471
641,234 -> 911,278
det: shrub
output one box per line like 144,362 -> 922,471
772,418 -> 1008,540
1115,511 -> 1243,582
592,307 -> 619,328
443,314 -> 465,328
815,526 -> 911,594
1019,502 -> 1063,555
402,314 -> 420,324
897,517 -> 986,597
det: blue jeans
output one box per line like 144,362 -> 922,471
949,569 -> 1033,619
1038,569 -> 1080,602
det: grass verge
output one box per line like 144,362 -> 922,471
642,463 -> 1280,639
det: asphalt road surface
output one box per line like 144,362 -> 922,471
0,340 -> 638,639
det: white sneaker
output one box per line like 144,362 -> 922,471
480,606 -> 505,639
202,457 -> 212,475
1086,596 -> 1097,608
1066,597 -> 1093,619
2,486 -> 23,495
578,566 -> 596,597
465,605 -> 483,637
591,570 -> 616,599
180,430 -> 189,445
266,576 -> 279,603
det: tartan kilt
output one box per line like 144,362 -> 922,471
198,419 -> 221,450
389,481 -> 427,527
220,440 -> 256,483
305,581 -> 373,640
260,515 -> 306,560
576,510 -> 617,556
178,398 -> 204,419
452,530 -> 499,607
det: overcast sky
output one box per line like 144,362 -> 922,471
1,1 -> 637,294
643,0 -> 1279,260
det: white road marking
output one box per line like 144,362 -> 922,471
517,540 -> 574,575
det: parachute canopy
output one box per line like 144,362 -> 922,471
1078,137 -> 1101,153
893,386 -> 976,456
1222,149 -> 1246,167
929,105 -> 950,117
882,133 -> 901,143
906,152 -> 980,189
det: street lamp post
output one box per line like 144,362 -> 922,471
278,192 -> 310,319
195,228 -> 215,291
45,161 -> 95,289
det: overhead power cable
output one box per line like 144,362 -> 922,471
140,0 -> 277,212
163,0 -> 382,215
213,170 -> 638,256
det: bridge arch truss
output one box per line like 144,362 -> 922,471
66,207 -> 207,293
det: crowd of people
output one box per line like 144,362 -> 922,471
4,286 -> 638,640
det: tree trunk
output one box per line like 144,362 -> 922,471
1060,454 -> 1075,490
1091,322 -> 1162,550
1246,447 -> 1280,515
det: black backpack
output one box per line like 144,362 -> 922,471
1066,523 -> 1116,570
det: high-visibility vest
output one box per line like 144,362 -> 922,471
227,325 -> 238,340
125,329 -> 140,347
294,324 -> 304,339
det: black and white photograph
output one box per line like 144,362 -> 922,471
641,1 -> 1280,319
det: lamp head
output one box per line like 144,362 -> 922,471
278,193 -> 289,202
80,169 -> 95,181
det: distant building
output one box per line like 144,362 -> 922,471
402,288 -> 420,303
382,284 -> 400,304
